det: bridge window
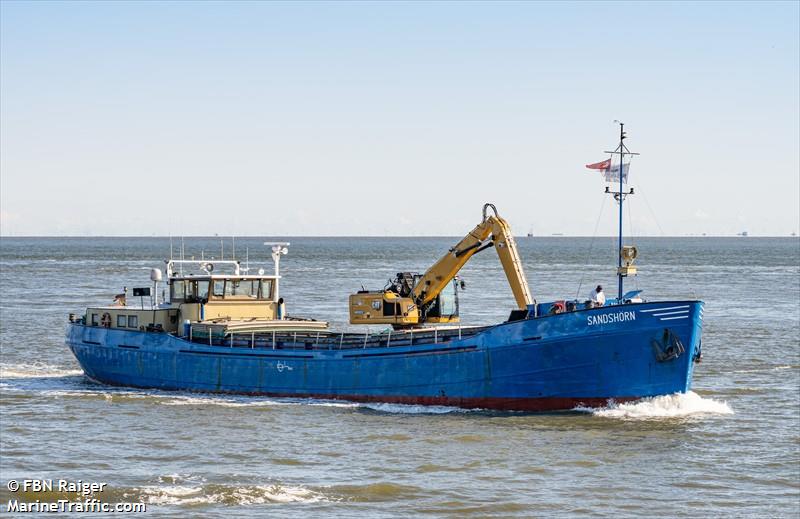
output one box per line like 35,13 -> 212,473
117,315 -> 126,327
171,278 -> 273,301
196,281 -> 209,300
171,280 -> 186,302
128,315 -> 138,328
228,279 -> 258,299
91,313 -> 98,326
260,280 -> 274,300
213,280 -> 225,298
171,280 -> 212,303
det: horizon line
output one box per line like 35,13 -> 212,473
1,234 -> 797,239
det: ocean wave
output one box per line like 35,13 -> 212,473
731,365 -> 795,374
136,482 -> 333,505
326,482 -> 423,502
575,391 -> 734,419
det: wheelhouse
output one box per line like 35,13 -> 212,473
169,276 -> 276,304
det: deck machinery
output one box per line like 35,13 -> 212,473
349,204 -> 534,328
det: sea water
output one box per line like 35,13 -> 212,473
1,237 -> 798,517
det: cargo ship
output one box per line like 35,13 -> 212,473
65,126 -> 704,411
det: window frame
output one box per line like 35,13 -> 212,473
171,280 -> 186,302
212,279 -> 226,299
260,279 -> 274,300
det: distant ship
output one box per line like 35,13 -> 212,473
737,231 -> 749,237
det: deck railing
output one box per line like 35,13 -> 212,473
184,325 -> 480,352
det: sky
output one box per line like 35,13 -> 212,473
1,1 -> 798,237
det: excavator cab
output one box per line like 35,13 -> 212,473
349,273 -> 461,328
419,275 -> 461,324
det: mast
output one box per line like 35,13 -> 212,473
617,124 -> 624,300
605,122 -> 638,301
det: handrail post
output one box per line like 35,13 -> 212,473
230,332 -> 233,348
251,332 -> 255,349
363,330 -> 368,348
272,331 -> 276,350
410,330 -> 413,346
339,332 -> 344,349
209,331 -> 212,346
434,328 -> 438,344
387,330 -> 391,348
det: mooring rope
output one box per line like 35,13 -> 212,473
576,195 -> 608,299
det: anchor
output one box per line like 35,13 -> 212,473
652,328 -> 685,362
693,339 -> 703,364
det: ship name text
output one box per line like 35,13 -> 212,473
587,311 -> 636,326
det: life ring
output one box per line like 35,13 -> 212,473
100,312 -> 112,328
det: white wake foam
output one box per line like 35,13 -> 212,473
362,402 -> 468,414
0,362 -> 83,379
158,395 -> 468,414
138,483 -> 331,505
158,395 -> 280,407
0,371 -> 470,413
157,394 -> 362,408
578,391 -> 734,419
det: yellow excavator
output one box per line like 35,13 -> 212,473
349,203 -> 534,328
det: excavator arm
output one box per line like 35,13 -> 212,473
412,204 -> 533,310
349,203 -> 533,327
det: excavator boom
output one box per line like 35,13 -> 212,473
488,212 -> 534,310
412,204 -> 533,310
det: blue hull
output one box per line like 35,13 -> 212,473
65,301 -> 703,411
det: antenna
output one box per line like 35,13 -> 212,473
265,242 -> 290,302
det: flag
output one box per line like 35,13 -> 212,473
604,162 -> 630,183
585,159 -> 611,170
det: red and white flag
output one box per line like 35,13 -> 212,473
585,159 -> 611,170
585,158 -> 630,183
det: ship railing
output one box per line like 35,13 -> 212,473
186,326 -> 484,351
